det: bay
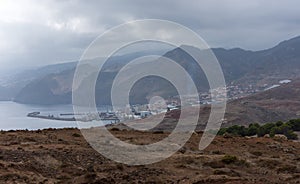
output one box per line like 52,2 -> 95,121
0,101 -> 101,130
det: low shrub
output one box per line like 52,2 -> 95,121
221,155 -> 249,167
221,155 -> 238,164
72,133 -> 81,137
211,150 -> 223,155
110,127 -> 120,131
217,119 -> 300,140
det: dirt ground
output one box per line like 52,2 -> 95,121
0,128 -> 299,183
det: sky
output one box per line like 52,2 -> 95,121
0,0 -> 300,71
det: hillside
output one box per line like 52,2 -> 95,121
0,62 -> 77,101
223,80 -> 300,126
0,128 -> 299,183
13,35 -> 300,105
14,69 -> 74,105
235,36 -> 300,88
135,79 -> 300,132
0,86 -> 12,101
13,50 -> 178,105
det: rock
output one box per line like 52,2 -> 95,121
179,147 -> 187,154
273,134 -> 288,141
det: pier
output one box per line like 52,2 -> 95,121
27,112 -> 120,123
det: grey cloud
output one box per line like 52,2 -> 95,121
0,0 -> 300,70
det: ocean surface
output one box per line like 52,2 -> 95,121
0,101 -> 97,130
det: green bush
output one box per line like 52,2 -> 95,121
226,125 -> 240,135
217,119 -> 300,140
270,126 -> 280,137
249,123 -> 260,128
217,128 -> 227,135
247,126 -> 258,136
285,130 -> 298,140
257,123 -> 276,137
275,121 -> 284,127
287,119 -> 300,131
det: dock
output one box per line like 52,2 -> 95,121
27,112 -> 120,123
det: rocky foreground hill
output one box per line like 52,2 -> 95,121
0,128 -> 299,183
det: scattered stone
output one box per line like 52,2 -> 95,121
273,134 -> 288,141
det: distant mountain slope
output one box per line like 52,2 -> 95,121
147,80 -> 300,132
234,36 -> 300,87
220,80 -> 300,126
14,69 -> 74,105
0,62 -> 77,88
0,62 -> 77,101
14,50 -> 171,105
0,85 -> 12,101
13,35 -> 300,105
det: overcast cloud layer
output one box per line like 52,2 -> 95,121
0,0 -> 300,71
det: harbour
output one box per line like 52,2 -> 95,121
27,111 -> 121,123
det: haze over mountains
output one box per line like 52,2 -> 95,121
1,35 -> 300,106
0,62 -> 76,101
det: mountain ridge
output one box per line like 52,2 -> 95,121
10,35 -> 300,105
